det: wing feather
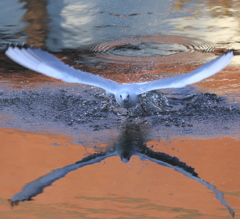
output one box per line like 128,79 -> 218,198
6,46 -> 233,96
5,46 -> 119,93
134,52 -> 234,94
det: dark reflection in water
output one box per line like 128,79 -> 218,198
108,42 -> 187,57
8,123 -> 234,217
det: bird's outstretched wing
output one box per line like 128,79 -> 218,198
134,51 -> 234,94
136,147 -> 198,177
136,147 -> 235,217
9,151 -> 116,207
5,45 -> 119,94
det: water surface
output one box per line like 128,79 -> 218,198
0,0 -> 239,218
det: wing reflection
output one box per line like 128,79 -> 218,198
8,126 -> 234,217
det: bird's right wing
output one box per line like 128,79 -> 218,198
5,45 -> 119,94
9,151 -> 116,207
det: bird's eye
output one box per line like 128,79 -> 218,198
120,95 -> 122,98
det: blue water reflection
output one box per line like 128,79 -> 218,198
45,0 -> 177,50
0,0 -> 27,45
1,0 -> 239,51
0,0 -> 173,50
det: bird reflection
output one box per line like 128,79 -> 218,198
8,124 -> 234,217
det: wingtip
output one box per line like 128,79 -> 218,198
5,43 -> 40,58
5,43 -> 36,50
220,50 -> 234,61
227,49 -> 235,57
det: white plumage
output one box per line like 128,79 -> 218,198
5,45 -> 233,109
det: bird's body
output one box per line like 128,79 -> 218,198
5,45 -> 234,109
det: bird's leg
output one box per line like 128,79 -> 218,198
105,91 -> 114,108
140,104 -> 148,113
126,108 -> 129,116
145,90 -> 168,112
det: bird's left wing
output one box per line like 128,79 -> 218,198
136,147 -> 198,177
133,51 -> 234,94
5,45 -> 119,94
135,147 -> 235,217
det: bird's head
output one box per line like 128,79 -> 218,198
115,90 -> 138,108
119,91 -> 130,103
120,151 -> 131,163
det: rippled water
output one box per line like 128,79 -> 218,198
0,0 -> 240,218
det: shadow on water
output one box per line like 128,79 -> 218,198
8,122 -> 235,217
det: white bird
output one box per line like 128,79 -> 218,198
5,45 -> 234,109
